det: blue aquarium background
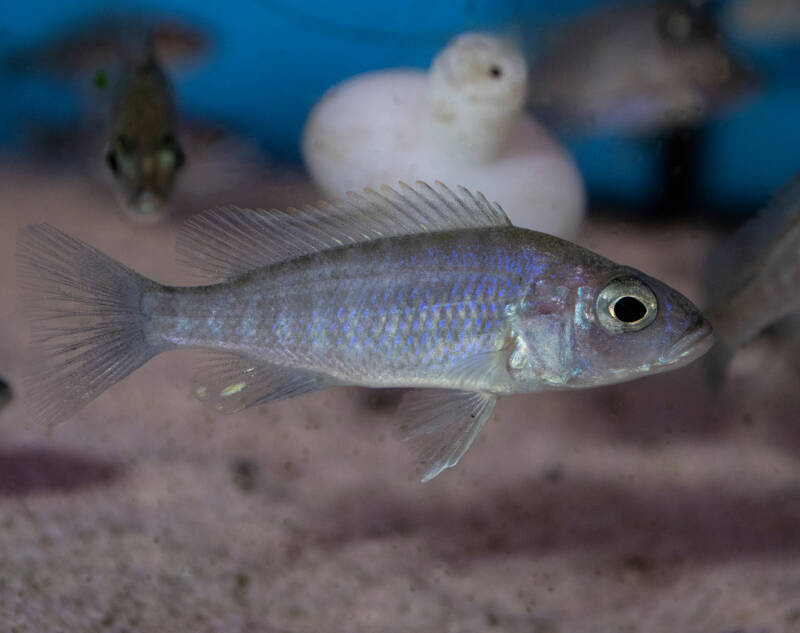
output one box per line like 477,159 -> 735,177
1,0 -> 798,214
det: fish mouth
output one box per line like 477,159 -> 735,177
124,191 -> 170,223
666,319 -> 714,365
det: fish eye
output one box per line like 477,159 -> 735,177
488,64 -> 503,79
161,132 -> 177,146
596,277 -> 657,333
105,149 -> 119,174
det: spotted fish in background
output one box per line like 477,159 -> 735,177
527,1 -> 756,136
101,31 -> 187,220
705,172 -> 800,388
17,182 -> 712,481
5,15 -> 200,221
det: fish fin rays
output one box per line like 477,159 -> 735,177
17,224 -> 160,429
192,353 -> 332,414
397,389 -> 496,482
448,345 -> 513,386
176,181 -> 511,283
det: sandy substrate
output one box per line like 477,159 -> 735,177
0,160 -> 799,632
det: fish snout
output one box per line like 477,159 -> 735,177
126,190 -> 170,222
668,317 -> 714,364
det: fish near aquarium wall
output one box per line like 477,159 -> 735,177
171,0 -> 800,216
0,0 -> 798,216
140,0 -> 526,163
517,0 -> 800,215
0,0 -> 520,154
698,0 -> 800,214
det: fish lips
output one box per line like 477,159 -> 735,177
121,189 -> 171,223
664,317 -> 714,367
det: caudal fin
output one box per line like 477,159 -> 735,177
17,225 -> 162,428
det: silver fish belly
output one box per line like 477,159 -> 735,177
18,182 -> 712,481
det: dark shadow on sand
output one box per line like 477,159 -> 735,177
0,446 -> 122,496
314,475 -> 800,566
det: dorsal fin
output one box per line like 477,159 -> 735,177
176,181 -> 510,283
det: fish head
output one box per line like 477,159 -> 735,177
649,2 -> 757,123
563,265 -> 713,386
511,261 -> 712,389
430,32 -> 528,111
104,130 -> 185,221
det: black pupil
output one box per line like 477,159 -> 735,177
489,65 -> 502,78
613,296 -> 647,323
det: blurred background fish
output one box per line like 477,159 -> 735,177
102,35 -> 186,220
526,0 -> 757,137
704,172 -> 800,388
1,1 -> 796,214
724,0 -> 800,41
3,12 -> 270,222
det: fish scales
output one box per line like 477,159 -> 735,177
148,229 -> 577,392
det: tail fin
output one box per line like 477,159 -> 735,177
17,225 -> 162,428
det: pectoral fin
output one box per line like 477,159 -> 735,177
397,389 -> 496,482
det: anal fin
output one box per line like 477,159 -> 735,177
193,353 -> 332,414
397,389 -> 496,482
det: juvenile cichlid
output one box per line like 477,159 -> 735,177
18,182 -> 712,481
705,172 -> 800,387
527,1 -> 756,136
6,15 -> 194,221
103,41 -> 185,220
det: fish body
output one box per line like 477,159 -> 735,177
706,173 -> 800,385
528,1 -> 756,135
154,227 -> 705,394
18,182 -> 712,480
724,0 -> 800,41
103,44 -> 185,220
5,15 -> 192,220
